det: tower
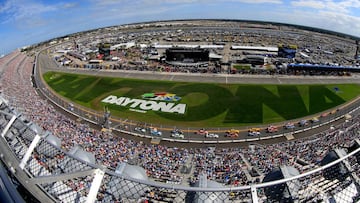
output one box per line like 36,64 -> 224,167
355,40 -> 359,60
102,106 -> 111,129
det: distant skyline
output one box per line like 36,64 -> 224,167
1,0 -> 360,55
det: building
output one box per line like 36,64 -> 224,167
234,55 -> 265,66
165,48 -> 209,64
356,40 -> 359,60
278,44 -> 297,58
98,43 -> 111,59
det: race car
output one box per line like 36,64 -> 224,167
206,133 -> 219,138
195,128 -> 209,136
284,122 -> 295,129
311,117 -> 320,123
298,119 -> 308,127
266,125 -> 278,133
149,127 -> 162,136
225,133 -> 239,138
171,131 -> 184,139
225,129 -> 240,137
134,127 -> 146,133
321,112 -> 328,117
171,129 -> 183,135
248,130 -> 261,136
248,127 -> 261,132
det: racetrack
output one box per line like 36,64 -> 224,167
36,52 -> 360,146
42,63 -> 360,86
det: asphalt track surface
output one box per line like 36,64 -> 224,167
43,64 -> 360,86
37,53 -> 360,147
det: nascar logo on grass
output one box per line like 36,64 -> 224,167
141,92 -> 181,102
101,92 -> 186,114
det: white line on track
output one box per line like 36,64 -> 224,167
317,78 -> 325,84
170,75 -> 175,81
276,77 -> 282,84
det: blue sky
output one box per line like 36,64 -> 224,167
1,0 -> 360,55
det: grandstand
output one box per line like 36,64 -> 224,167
287,63 -> 360,73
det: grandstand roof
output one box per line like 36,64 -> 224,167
209,52 -> 222,59
45,133 -> 61,148
153,44 -> 173,49
153,44 -> 224,49
200,45 -> 224,49
115,162 -> 148,181
231,45 -> 278,52
69,145 -> 96,164
110,42 -> 136,50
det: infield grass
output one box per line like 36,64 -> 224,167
43,71 -> 360,127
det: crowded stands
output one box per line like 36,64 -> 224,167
1,51 -> 360,189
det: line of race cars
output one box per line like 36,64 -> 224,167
132,116 -> 326,139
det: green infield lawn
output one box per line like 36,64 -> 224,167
43,71 -> 360,127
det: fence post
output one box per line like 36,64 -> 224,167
19,134 -> 41,170
85,169 -> 105,203
1,115 -> 17,138
251,185 -> 259,203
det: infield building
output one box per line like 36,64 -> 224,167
165,47 -> 209,65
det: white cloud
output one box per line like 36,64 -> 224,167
0,0 -> 58,24
94,0 -> 282,6
291,0 -> 360,14
291,0 -> 325,9
92,0 -> 132,6
275,9 -> 360,37
232,0 -> 282,3
144,0 -> 283,3
90,1 -> 179,21
63,2 -> 78,9
0,0 -> 12,13
318,10 -> 360,35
